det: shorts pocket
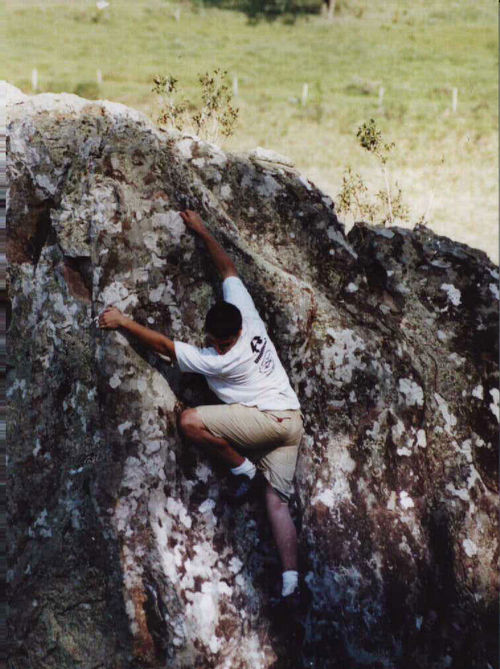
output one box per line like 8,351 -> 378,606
263,413 -> 294,442
266,412 -> 293,425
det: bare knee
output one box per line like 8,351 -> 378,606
179,408 -> 202,440
265,481 -> 289,511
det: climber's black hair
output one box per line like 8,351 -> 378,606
204,301 -> 242,339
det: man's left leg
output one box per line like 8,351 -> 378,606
258,412 -> 304,599
188,403 -> 304,596
264,482 -> 298,570
265,482 -> 299,598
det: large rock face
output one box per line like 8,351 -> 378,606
6,84 -> 499,669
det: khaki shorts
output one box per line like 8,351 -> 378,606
195,403 -> 304,502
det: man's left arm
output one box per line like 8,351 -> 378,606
179,210 -> 238,280
99,307 -> 176,360
179,210 -> 260,318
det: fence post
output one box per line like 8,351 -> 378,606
31,68 -> 38,92
378,86 -> 385,109
233,76 -> 238,97
301,83 -> 309,106
452,87 -> 458,113
97,69 -> 102,85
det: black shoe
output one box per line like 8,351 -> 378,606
225,470 -> 265,505
281,587 -> 302,612
270,586 -> 302,614
270,580 -> 312,617
269,587 -> 306,645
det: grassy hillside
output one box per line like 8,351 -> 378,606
5,0 -> 498,260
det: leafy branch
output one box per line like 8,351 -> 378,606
152,69 -> 239,143
337,119 -> 409,227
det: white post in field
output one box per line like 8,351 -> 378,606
31,68 -> 38,91
174,7 -> 181,21
233,76 -> 238,97
378,86 -> 385,109
301,83 -> 309,106
452,87 -> 458,113
97,69 -> 102,85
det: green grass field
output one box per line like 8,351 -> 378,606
5,0 -> 498,260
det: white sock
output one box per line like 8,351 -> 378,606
281,570 -> 299,597
230,458 -> 256,479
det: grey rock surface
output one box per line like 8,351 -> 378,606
7,84 -> 499,669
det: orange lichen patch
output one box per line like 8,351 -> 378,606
62,258 -> 91,303
311,500 -> 331,525
7,234 -> 33,265
129,584 -> 156,665
81,103 -> 107,119
150,190 -> 169,202
8,198 -> 50,265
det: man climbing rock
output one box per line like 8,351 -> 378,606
99,210 -> 304,604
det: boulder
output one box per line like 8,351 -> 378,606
6,84 -> 499,669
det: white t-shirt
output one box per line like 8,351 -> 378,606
174,277 -> 300,411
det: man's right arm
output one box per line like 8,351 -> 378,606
99,307 -> 176,360
99,308 -> 220,375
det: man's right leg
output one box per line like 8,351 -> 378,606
178,406 -> 259,500
178,408 -> 244,467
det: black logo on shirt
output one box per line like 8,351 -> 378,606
251,336 -> 275,375
251,336 -> 266,362
250,336 -> 263,353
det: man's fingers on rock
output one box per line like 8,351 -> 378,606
98,313 -> 110,326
